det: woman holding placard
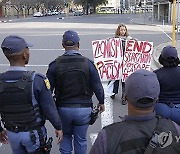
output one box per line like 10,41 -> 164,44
110,24 -> 135,105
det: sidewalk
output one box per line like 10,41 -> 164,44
132,15 -> 180,70
152,40 -> 180,70
0,15 -> 33,22
131,16 -> 171,26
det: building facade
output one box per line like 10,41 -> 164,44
152,0 -> 180,23
99,0 -> 153,13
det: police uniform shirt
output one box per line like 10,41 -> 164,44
154,67 -> 180,104
0,66 -> 62,131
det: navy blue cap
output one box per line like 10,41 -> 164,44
125,69 -> 160,108
1,35 -> 33,54
62,30 -> 80,46
161,45 -> 178,61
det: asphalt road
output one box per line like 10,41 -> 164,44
0,13 -> 177,154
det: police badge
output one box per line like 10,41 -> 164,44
44,79 -> 51,90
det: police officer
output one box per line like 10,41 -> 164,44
154,45 -> 180,124
46,30 -> 105,154
0,35 -> 63,154
90,69 -> 180,154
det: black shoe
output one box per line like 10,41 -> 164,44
111,94 -> 116,99
121,98 -> 127,105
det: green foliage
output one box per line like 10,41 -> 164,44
0,0 -> 9,4
73,0 -> 108,7
73,0 -> 108,14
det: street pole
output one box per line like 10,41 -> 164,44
176,0 -> 179,39
172,0 -> 177,46
152,0 -> 154,23
23,8 -> 25,18
65,2 -> 69,18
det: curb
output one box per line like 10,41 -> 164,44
0,16 -> 34,23
152,40 -> 180,70
131,18 -> 172,27
131,18 -> 180,70
0,20 -> 12,23
131,18 -> 157,26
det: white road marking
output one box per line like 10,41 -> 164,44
157,26 -> 172,40
101,82 -> 114,128
30,48 -> 92,51
0,64 -> 48,67
89,133 -> 98,145
90,82 -> 114,145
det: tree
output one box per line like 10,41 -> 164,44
23,0 -> 34,15
10,0 -> 25,18
0,0 -> 9,17
90,0 -> 108,13
73,0 -> 107,14
39,0 -> 63,11
0,0 -> 9,5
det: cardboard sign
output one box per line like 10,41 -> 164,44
92,38 -> 153,82
92,38 -> 123,81
122,40 -> 153,81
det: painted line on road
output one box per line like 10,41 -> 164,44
157,26 -> 172,40
90,133 -> 98,145
0,64 -> 48,67
30,48 -> 92,51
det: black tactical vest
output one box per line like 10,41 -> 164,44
55,55 -> 93,104
105,116 -> 180,154
0,71 -> 44,132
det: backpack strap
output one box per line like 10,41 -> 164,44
0,73 -> 4,93
144,116 -> 162,154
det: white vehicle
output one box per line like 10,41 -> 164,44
33,12 -> 43,17
73,11 -> 83,16
47,11 -> 53,16
52,11 -> 59,15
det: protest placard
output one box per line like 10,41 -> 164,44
92,38 -> 124,81
122,40 -> 153,81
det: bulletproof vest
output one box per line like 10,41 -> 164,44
105,116 -> 180,154
55,55 -> 93,103
0,71 -> 44,131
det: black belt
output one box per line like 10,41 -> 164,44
5,121 -> 45,133
59,103 -> 92,108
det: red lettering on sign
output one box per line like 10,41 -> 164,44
93,38 -> 123,59
96,60 -> 122,80
126,41 -> 152,54
93,41 -> 102,58
133,41 -> 143,52
142,41 -> 152,53
126,40 -> 134,52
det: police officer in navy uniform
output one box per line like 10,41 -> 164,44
46,30 -> 105,154
90,69 -> 180,154
0,35 -> 63,154
154,46 -> 180,125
